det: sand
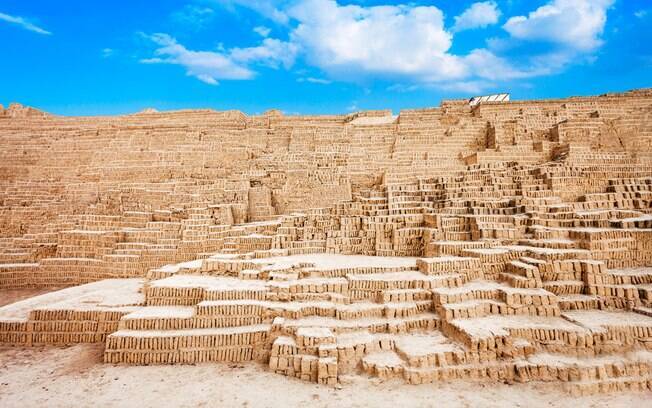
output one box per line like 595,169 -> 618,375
0,288 -> 61,307
1,344 -> 649,408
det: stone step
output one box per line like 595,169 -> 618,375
567,375 -> 652,396
377,288 -> 432,303
438,299 -> 560,320
433,281 -> 558,307
145,275 -> 268,306
393,332 -> 468,369
280,312 -> 440,335
544,280 -> 585,295
605,268 -> 652,285
586,284 -> 640,300
499,272 -> 540,289
507,260 -> 541,279
361,351 -> 405,380
518,238 -> 579,250
558,295 -> 601,311
103,324 -> 271,364
348,271 -> 463,300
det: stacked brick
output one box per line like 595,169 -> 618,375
1,90 -> 652,395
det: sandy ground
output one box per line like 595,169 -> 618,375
0,288 -> 61,307
1,344 -> 650,408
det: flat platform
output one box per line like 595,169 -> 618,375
0,279 -> 144,322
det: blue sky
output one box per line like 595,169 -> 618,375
0,0 -> 651,116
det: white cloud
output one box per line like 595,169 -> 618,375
283,0 -> 541,90
288,0 -> 467,82
202,0 -> 611,91
389,80 -> 495,94
464,49 -> 540,80
141,33 -> 254,84
254,26 -> 271,37
139,0 -> 618,93
102,48 -> 115,58
172,5 -> 215,29
230,38 -> 298,69
635,10 -> 648,19
195,74 -> 219,85
297,77 -> 331,84
438,80 -> 494,94
141,33 -> 296,85
0,11 -> 51,35
503,0 -> 615,51
453,1 -> 501,32
386,83 -> 419,93
216,1 -> 289,24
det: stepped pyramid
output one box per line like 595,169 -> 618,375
1,89 -> 652,395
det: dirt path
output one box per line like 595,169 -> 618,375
1,344 -> 649,408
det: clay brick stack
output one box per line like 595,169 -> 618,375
1,90 -> 652,394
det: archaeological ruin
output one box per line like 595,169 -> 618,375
1,89 -> 652,395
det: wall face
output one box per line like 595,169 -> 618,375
3,91 -> 652,393
0,89 -> 651,287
